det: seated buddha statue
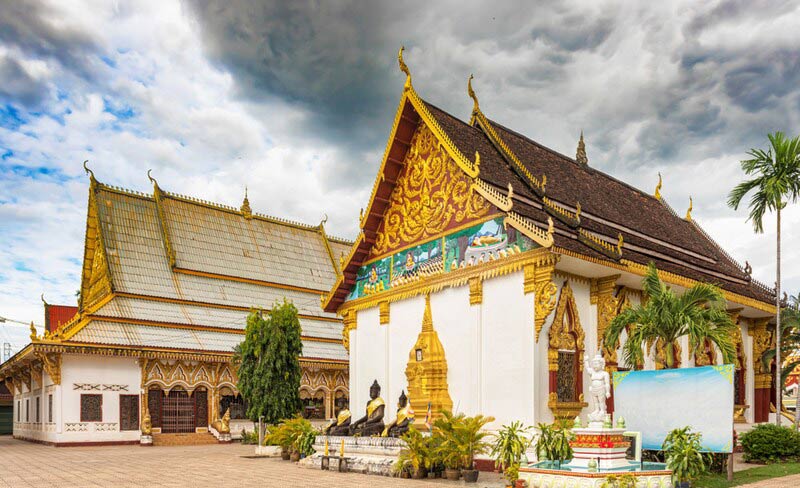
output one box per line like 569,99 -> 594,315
324,409 -> 352,436
382,390 -> 414,438
349,380 -> 385,436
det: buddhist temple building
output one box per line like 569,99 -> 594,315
323,49 -> 779,429
0,171 -> 350,445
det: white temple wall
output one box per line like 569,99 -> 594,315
479,271 -> 535,428
57,354 -> 141,443
352,307 -> 382,415
385,295 -> 427,415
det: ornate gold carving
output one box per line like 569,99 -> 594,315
524,252 -> 560,341
655,340 -> 682,369
34,351 -> 61,385
734,405 -> 749,423
591,275 -> 621,367
467,74 -> 480,114
371,124 -> 492,257
578,229 -> 623,260
398,46 -> 411,90
751,319 -> 772,374
548,392 -> 587,422
543,196 -> 580,228
694,339 -> 717,366
379,301 -> 390,325
550,282 -> 586,354
406,295 -> 452,425
142,359 -> 238,392
141,406 -> 152,435
468,277 -> 483,305
576,131 -> 588,165
342,310 -> 357,351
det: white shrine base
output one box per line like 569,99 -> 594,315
298,436 -> 405,476
519,467 -> 673,488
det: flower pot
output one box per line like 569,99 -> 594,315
280,448 -> 290,460
676,482 -> 691,488
461,469 -> 479,483
444,468 -> 461,480
411,467 -> 428,479
289,451 -> 301,462
399,470 -> 411,479
515,479 -> 527,488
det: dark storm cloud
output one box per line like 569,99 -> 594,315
0,55 -> 50,107
0,0 -> 102,81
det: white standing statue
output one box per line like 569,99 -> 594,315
584,353 -> 611,425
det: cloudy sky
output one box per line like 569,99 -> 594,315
1,0 -> 800,356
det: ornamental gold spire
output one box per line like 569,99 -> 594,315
398,46 -> 411,90
685,196 -> 693,221
654,172 -> 663,200
29,321 -> 38,341
468,74 -> 480,115
422,294 -> 433,332
576,131 -> 588,165
241,187 -> 252,219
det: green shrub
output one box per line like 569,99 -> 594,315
740,424 -> 800,463
239,429 -> 259,445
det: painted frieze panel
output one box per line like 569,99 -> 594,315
347,216 -> 538,300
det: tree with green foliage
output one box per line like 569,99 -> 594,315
762,294 -> 800,429
235,300 -> 303,423
604,263 -> 736,370
728,132 -> 800,426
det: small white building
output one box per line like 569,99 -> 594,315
1,174 -> 350,445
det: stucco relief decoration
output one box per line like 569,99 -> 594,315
547,281 -> 588,420
371,124 -> 491,257
141,359 -> 237,392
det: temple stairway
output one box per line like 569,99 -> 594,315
152,432 -> 219,446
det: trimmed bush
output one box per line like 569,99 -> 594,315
740,424 -> 800,463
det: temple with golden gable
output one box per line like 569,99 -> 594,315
322,48 -> 779,429
0,169 -> 350,445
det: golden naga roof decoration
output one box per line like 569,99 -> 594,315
577,229 -> 624,261
29,321 -> 38,342
504,213 -> 555,248
468,74 -> 480,115
240,187 -> 252,219
398,46 -> 412,91
576,130 -> 588,165
654,172 -> 663,200
83,160 -> 95,181
471,179 -> 513,212
685,196 -> 693,221
148,169 -> 177,268
543,195 -> 581,228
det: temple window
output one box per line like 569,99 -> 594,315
548,282 -> 587,420
35,397 -> 40,423
80,394 -> 102,422
48,394 -> 53,423
119,394 -> 139,431
25,399 -> 29,422
300,389 -> 326,419
220,394 -> 247,420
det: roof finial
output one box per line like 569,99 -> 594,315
576,130 -> 588,165
147,169 -> 158,188
654,172 -> 662,200
29,321 -> 38,342
40,293 -> 48,306
241,187 -> 252,219
398,46 -> 411,90
422,294 -> 433,332
83,160 -> 95,180
320,213 -> 328,226
468,74 -> 480,114
685,196 -> 693,221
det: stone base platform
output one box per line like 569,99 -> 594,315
519,466 -> 673,488
298,436 -> 405,476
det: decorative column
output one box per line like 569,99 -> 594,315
750,319 -> 772,423
591,276 -> 620,414
523,252 -> 560,342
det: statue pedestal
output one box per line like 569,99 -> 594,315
570,427 -> 630,470
139,435 -> 153,446
298,436 -> 405,476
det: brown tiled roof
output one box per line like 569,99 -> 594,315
422,101 -> 774,305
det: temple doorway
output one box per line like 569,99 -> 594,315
160,388 -> 206,433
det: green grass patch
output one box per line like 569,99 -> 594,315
696,462 -> 800,487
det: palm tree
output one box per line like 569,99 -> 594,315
604,263 -> 737,370
728,132 -> 800,425
761,294 -> 800,429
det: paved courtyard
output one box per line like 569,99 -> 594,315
0,436 -> 797,488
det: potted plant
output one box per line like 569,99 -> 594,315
601,473 -> 637,488
265,423 -> 292,460
533,423 -> 573,468
433,411 -> 465,480
281,416 -> 316,462
393,428 -> 430,479
491,421 -> 533,487
663,427 -> 708,488
458,413 -> 494,483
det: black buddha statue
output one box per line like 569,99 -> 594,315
349,380 -> 385,436
324,409 -> 352,436
382,390 -> 414,438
